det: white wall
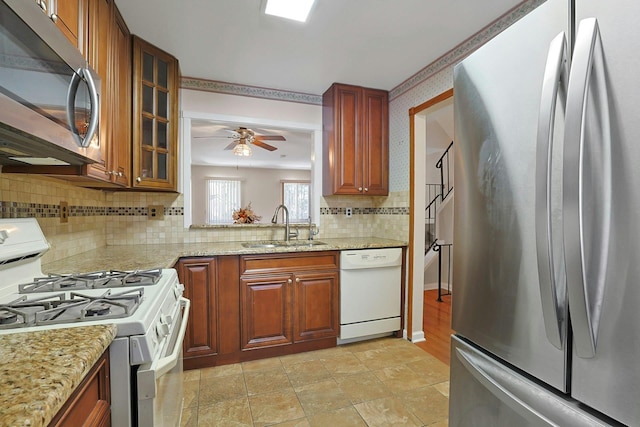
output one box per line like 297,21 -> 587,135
191,165 -> 310,225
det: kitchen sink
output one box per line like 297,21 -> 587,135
241,240 -> 327,248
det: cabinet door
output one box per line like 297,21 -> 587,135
178,258 -> 218,359
86,0 -> 112,182
132,36 -> 179,190
49,0 -> 81,49
240,275 -> 293,350
362,88 -> 388,195
324,84 -> 363,195
293,271 -> 339,342
109,7 -> 131,186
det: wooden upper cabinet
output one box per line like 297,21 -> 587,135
46,0 -> 84,50
110,7 -> 131,187
131,36 -> 179,191
322,83 -> 389,196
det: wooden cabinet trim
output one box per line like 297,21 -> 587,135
240,251 -> 339,276
49,349 -> 110,427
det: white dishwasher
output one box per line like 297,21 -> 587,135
339,247 -> 403,344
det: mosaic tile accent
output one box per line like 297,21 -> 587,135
320,207 -> 408,215
180,77 -> 322,105
0,202 -> 183,218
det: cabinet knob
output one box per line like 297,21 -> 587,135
295,277 -> 300,283
287,278 -> 292,284
136,177 -> 142,183
358,187 -> 363,192
50,13 -> 58,22
364,187 -> 368,192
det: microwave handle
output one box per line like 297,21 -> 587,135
66,68 -> 99,148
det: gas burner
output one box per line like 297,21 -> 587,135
19,268 -> 163,293
0,309 -> 18,325
84,303 -> 111,317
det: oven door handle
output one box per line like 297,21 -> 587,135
155,296 -> 190,377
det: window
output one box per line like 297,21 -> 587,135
206,179 -> 241,224
282,181 -> 310,223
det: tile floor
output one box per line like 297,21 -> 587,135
180,337 -> 450,426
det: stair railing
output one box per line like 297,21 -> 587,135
425,183 -> 441,251
436,141 -> 454,201
433,242 -> 453,302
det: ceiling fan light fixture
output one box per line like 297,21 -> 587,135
233,142 -> 252,157
264,0 -> 315,22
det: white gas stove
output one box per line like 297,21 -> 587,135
0,218 -> 189,427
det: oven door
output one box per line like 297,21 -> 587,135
137,297 -> 190,427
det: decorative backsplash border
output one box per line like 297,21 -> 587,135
0,201 -> 407,218
320,207 -> 408,215
0,202 -> 183,218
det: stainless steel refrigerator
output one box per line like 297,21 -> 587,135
451,0 -> 640,425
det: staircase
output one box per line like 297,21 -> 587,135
424,141 -> 454,301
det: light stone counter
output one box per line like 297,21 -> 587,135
0,325 -> 116,427
43,237 -> 407,273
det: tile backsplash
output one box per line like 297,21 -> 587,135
1,173 -> 409,263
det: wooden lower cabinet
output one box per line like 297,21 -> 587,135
49,350 -> 110,427
241,274 -> 293,350
294,271 -> 339,342
178,252 -> 340,369
176,258 -> 218,363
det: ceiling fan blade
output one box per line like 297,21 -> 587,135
255,135 -> 286,141
193,135 -> 232,139
252,140 -> 278,151
224,141 -> 239,150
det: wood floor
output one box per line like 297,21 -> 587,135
415,289 -> 453,366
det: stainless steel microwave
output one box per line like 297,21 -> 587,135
0,0 -> 102,166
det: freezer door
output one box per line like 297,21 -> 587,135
449,335 -> 617,427
567,1 -> 640,425
452,0 -> 570,392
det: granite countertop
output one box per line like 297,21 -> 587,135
43,237 -> 407,273
0,325 -> 116,427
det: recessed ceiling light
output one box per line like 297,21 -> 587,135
265,0 -> 315,22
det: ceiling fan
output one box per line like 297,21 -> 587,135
194,127 -> 286,153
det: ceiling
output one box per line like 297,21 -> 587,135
115,0 -> 524,168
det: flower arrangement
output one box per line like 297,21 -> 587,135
232,202 -> 262,224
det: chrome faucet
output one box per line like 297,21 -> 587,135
271,204 -> 298,242
308,217 -> 319,240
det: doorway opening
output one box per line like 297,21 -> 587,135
408,89 -> 454,363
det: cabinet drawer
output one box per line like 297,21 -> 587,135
241,251 -> 338,276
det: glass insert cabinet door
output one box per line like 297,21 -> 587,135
132,36 -> 179,190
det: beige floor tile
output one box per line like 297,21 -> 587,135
354,396 -> 423,427
397,385 -> 450,426
183,369 -> 201,383
433,381 -> 450,397
183,379 -> 201,408
335,371 -> 392,404
405,357 -> 450,385
200,363 -> 243,380
308,406 -> 367,427
321,353 -> 369,378
279,351 -> 323,369
244,367 -> 293,396
249,389 -> 306,427
352,347 -> 404,371
270,418 -> 311,427
286,359 -> 333,388
427,419 -> 449,427
295,379 -> 352,416
180,406 -> 197,427
373,364 -> 434,393
197,397 -> 253,427
242,357 -> 284,373
199,374 -> 247,406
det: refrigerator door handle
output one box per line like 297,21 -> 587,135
535,32 -> 569,350
455,346 -> 565,426
563,18 -> 612,358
